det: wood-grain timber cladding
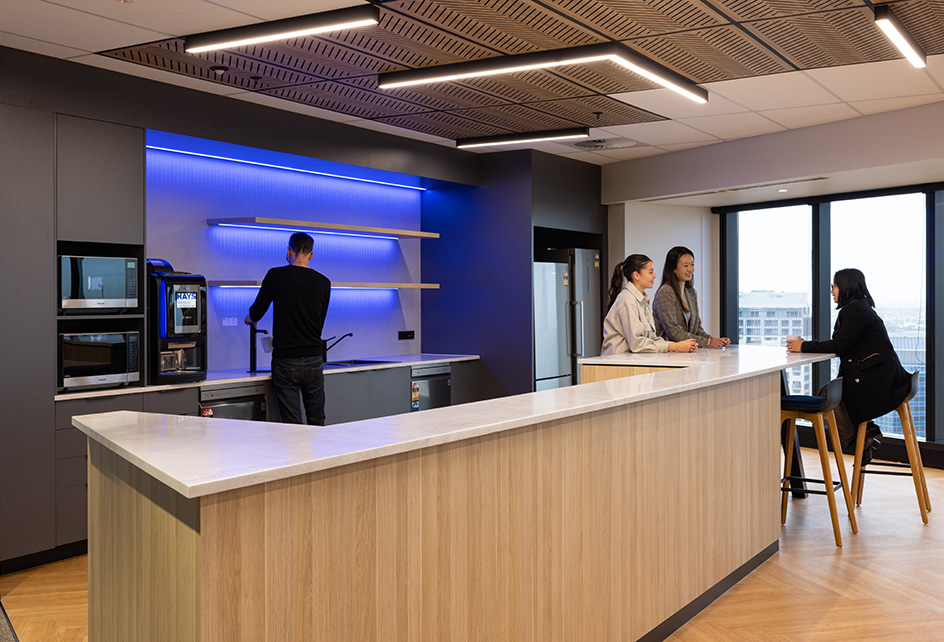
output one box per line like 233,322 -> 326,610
100,0 -> 943,142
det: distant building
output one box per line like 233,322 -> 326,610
739,291 -> 812,395
874,332 -> 926,438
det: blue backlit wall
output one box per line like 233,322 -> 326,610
146,131 -> 425,371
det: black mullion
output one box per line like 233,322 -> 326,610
929,190 -> 944,442
720,212 -> 738,343
812,203 -> 831,391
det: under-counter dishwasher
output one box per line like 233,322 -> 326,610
410,364 -> 451,412
199,382 -> 267,420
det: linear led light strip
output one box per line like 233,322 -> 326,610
378,42 -> 708,104
185,5 -> 379,53
145,145 -> 425,192
874,6 -> 927,68
217,285 -> 400,290
456,129 -> 589,149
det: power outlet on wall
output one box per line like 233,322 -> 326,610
398,330 -> 415,340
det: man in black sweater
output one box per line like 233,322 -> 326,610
245,232 -> 331,425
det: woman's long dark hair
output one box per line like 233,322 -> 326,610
660,246 -> 695,295
833,268 -> 875,308
607,254 -> 651,310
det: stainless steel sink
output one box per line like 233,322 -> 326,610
323,359 -> 399,369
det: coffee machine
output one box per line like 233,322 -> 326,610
147,259 -> 207,384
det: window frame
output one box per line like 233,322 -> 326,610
716,182 -> 944,445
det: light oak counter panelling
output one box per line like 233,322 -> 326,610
87,371 -> 780,642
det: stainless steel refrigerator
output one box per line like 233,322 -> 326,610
533,248 -> 601,391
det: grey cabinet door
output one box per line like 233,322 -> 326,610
369,367 -> 411,418
53,393 -> 143,546
142,388 -> 200,416
56,114 -> 145,244
324,367 -> 410,425
450,359 -> 479,406
0,104 -> 57,561
324,371 -> 372,425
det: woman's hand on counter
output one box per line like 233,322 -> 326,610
669,339 -> 698,353
785,339 -> 804,353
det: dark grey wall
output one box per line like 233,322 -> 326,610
421,151 -> 534,399
0,46 -> 479,187
531,151 -> 605,234
0,104 -> 57,560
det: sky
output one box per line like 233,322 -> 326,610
738,192 -> 927,308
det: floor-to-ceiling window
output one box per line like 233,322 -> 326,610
721,184 -> 942,448
830,193 -> 927,438
737,205 -> 813,395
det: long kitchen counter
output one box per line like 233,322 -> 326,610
55,352 -> 478,401
76,345 -> 832,642
73,346 -> 825,499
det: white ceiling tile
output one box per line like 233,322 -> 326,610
4,1 -> 170,52
705,71 -> 842,110
0,31 -> 88,58
848,94 -> 944,115
676,112 -> 786,139
216,0 -> 363,22
34,0 -> 251,38
610,87 -> 748,119
655,140 -> 719,153
597,121 -> 719,146
591,147 -> 667,161
804,59 -> 941,102
758,103 -> 861,129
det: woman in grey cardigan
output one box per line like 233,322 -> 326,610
652,246 -> 730,349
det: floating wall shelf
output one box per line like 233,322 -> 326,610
209,281 -> 439,290
207,217 -> 439,240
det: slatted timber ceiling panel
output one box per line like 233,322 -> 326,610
745,7 -> 899,68
879,0 -> 944,55
100,0 -> 943,142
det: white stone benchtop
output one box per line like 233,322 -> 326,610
74,346 -> 832,500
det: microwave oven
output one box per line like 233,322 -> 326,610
60,255 -> 138,311
59,331 -> 140,391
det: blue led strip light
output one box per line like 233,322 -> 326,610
214,222 -> 398,241
216,285 -> 401,290
145,145 -> 427,191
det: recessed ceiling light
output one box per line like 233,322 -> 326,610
778,189 -> 788,193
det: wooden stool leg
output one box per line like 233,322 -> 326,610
898,403 -> 929,523
852,421 -> 868,506
826,411 -> 857,533
813,414 -> 842,547
781,417 -> 796,525
904,402 -> 931,513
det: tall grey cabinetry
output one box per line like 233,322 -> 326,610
0,109 -> 145,564
0,105 -> 57,561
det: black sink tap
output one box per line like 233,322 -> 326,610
323,332 -> 353,361
248,323 -> 269,373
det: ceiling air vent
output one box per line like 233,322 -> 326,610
571,138 -> 639,150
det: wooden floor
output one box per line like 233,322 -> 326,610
1,448 -> 942,642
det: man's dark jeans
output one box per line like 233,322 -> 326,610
271,356 -> 326,426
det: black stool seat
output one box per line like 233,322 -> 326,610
782,378 -> 843,414
780,377 -> 857,547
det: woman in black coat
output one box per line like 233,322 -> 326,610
786,268 -> 912,459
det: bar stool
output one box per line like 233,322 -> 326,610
781,377 -> 858,547
852,371 -> 930,523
